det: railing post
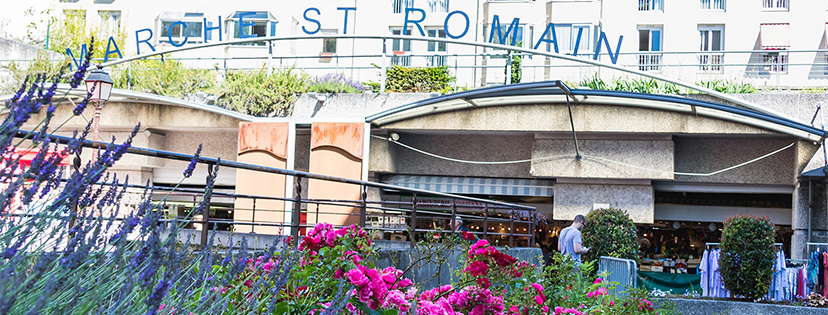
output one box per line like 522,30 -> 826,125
451,198 -> 457,234
251,197 -> 257,233
292,176 -> 303,246
483,204 -> 488,239
360,184 -> 367,229
529,214 -> 535,247
381,39 -> 387,93
509,210 -> 515,248
410,193 -> 417,249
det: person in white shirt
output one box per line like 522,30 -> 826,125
558,214 -> 589,263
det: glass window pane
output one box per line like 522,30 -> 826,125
700,30 -> 709,51
555,25 -> 572,52
639,29 -> 649,51
651,30 -> 661,51
711,30 -> 722,51
183,22 -> 202,37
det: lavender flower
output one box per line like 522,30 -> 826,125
183,143 -> 202,178
72,89 -> 94,116
310,72 -> 365,93
69,39 -> 94,88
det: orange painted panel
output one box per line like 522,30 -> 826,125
238,122 -> 289,159
310,122 -> 364,160
234,151 -> 287,235
308,147 -> 363,227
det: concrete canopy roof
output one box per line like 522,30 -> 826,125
0,84 -> 255,122
366,81 -> 827,142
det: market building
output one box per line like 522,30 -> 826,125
2,0 -> 828,264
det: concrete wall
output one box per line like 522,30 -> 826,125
531,138 -> 674,179
673,137 -> 797,185
369,132 -> 533,178
553,183 -> 654,223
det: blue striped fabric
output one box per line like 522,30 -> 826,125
382,175 -> 553,197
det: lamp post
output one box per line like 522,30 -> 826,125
84,68 -> 113,142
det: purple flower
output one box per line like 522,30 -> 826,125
183,144 -> 202,178
73,88 -> 94,116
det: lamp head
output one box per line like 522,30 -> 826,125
85,69 -> 113,102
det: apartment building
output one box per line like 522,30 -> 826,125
2,0 -> 827,88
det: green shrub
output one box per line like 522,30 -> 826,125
385,65 -> 454,93
0,51 -> 68,94
582,208 -> 639,262
719,215 -> 776,300
112,58 -> 217,98
217,67 -> 309,117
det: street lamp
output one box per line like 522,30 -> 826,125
84,69 -> 113,142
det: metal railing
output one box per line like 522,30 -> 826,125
700,0 -> 725,10
598,256 -> 638,297
6,44 -> 828,93
638,53 -> 662,72
762,0 -> 789,10
698,53 -> 724,72
12,129 -> 540,249
639,0 -> 664,11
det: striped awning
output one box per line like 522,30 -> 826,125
382,175 -> 553,197
760,23 -> 790,50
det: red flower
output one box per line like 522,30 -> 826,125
433,233 -> 441,239
464,260 -> 489,277
477,277 -> 491,289
462,231 -> 476,241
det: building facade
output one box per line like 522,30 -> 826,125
3,0 -> 828,88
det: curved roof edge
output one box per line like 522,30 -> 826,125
366,81 -> 827,142
0,84 -> 255,122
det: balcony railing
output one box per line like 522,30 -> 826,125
762,52 -> 788,73
638,53 -> 663,71
762,0 -> 788,10
427,55 -> 447,67
639,0 -> 664,11
392,0 -> 415,13
392,55 -> 411,67
698,53 -> 724,72
700,0 -> 725,10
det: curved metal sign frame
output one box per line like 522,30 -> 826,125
98,34 -> 788,120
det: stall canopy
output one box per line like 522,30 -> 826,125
382,175 -> 553,197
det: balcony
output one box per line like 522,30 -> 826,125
427,55 -> 448,67
700,0 -> 725,10
762,0 -> 788,10
638,53 -> 663,72
698,53 -> 724,72
639,0 -> 664,11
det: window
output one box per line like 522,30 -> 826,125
549,24 -> 593,54
639,0 -> 664,11
158,12 -> 204,45
762,0 -> 789,10
759,23 -> 789,73
484,23 -> 533,58
392,0 -> 415,14
638,26 -> 663,71
427,0 -> 449,13
98,10 -> 121,28
226,11 -> 277,46
698,26 -> 724,71
700,0 -> 725,10
427,28 -> 447,66
391,28 -> 412,66
321,29 -> 337,54
94,0 -> 116,4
